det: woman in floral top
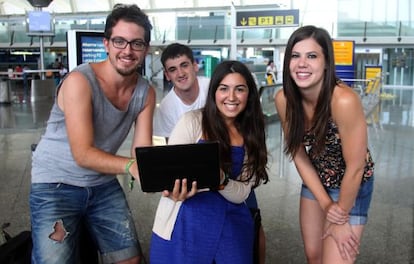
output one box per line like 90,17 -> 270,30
275,25 -> 374,264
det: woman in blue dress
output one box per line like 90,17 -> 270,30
150,60 -> 269,264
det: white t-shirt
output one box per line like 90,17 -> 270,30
153,76 -> 210,138
59,67 -> 68,77
266,65 -> 276,73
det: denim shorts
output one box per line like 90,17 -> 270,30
30,179 -> 141,264
300,176 -> 374,225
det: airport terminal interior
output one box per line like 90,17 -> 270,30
0,0 -> 414,263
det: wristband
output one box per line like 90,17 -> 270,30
218,172 -> 229,190
125,158 -> 136,176
125,159 -> 136,190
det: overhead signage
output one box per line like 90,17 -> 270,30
333,40 -> 354,66
235,9 -> 299,28
333,40 -> 356,85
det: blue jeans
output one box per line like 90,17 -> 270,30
301,176 -> 374,225
30,179 -> 141,264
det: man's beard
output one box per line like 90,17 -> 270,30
116,66 -> 139,76
110,55 -> 140,76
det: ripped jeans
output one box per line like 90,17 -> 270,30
30,179 -> 141,264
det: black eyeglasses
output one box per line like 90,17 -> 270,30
110,37 -> 147,51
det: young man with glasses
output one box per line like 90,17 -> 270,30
110,37 -> 147,51
30,4 -> 154,264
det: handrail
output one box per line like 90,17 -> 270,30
258,83 -> 282,119
258,83 -> 284,178
0,70 -> 60,81
258,83 -> 282,97
0,69 -> 60,76
352,75 -> 383,136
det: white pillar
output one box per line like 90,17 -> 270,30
230,3 -> 237,60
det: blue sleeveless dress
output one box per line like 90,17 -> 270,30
150,145 -> 254,264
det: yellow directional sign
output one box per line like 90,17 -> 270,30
236,9 -> 299,28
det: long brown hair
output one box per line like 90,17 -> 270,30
282,25 -> 339,157
202,60 -> 269,187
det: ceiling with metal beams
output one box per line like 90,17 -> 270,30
0,0 -> 288,15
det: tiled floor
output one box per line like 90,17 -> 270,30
0,83 -> 413,263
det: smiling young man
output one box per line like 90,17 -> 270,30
153,43 -> 210,140
30,4 -> 155,264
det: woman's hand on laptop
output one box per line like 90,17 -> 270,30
163,179 -> 197,202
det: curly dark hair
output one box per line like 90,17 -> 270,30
104,4 -> 153,44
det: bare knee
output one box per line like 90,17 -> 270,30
304,246 -> 322,264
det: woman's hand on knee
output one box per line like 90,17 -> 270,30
323,222 -> 360,261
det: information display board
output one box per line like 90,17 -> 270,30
67,30 -> 107,71
26,10 -> 55,36
333,40 -> 356,85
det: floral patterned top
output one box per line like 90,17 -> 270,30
303,118 -> 374,188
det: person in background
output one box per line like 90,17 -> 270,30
13,64 -> 24,103
7,65 -> 13,79
153,42 -> 210,141
266,60 -> 277,84
14,64 -> 22,76
52,59 -> 62,86
274,25 -> 374,264
59,63 -> 68,79
150,60 -> 269,264
29,4 -> 155,264
22,64 -> 30,103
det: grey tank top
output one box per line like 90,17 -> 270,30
31,63 -> 150,187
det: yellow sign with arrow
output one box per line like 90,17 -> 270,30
236,9 -> 299,28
